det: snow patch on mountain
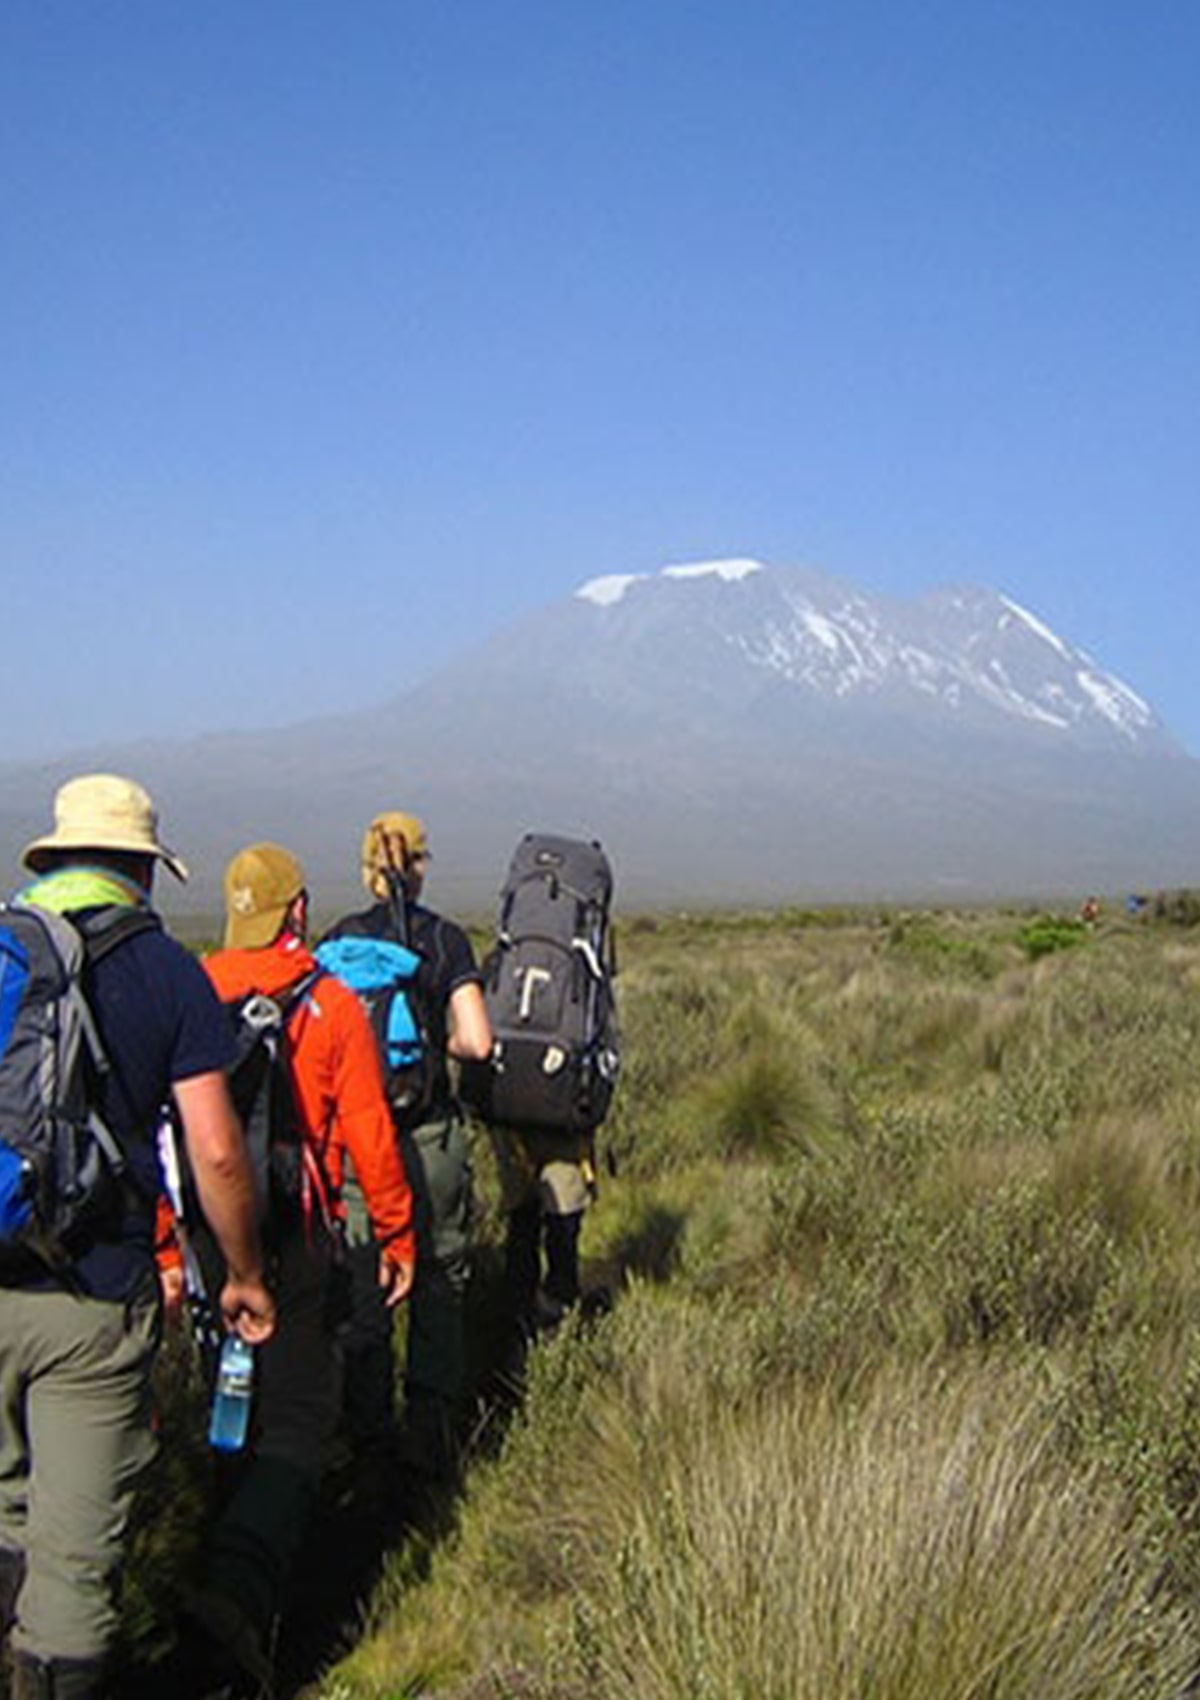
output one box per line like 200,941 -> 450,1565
576,557 -> 764,606
993,595 -> 1153,739
1077,668 -> 1152,730
975,661 -> 1071,729
661,557 -> 764,584
577,572 -> 647,607
570,558 -> 1166,754
1000,595 -> 1071,661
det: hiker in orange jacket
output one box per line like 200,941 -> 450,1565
181,842 -> 414,1697
204,921 -> 416,1282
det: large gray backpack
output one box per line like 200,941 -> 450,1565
0,902 -> 158,1275
462,834 -> 620,1134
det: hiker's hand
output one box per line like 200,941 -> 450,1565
379,1251 -> 414,1308
221,1275 -> 277,1344
159,1263 -> 185,1325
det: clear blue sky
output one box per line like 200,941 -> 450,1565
3,2 -> 1199,755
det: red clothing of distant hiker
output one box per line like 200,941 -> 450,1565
204,933 -> 415,1269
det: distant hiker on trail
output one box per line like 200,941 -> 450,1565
176,842 -> 414,1698
0,774 -> 274,1700
320,811 -> 492,1486
461,833 -> 621,1346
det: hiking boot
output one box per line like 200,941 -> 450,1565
9,1652 -> 109,1699
340,1435 -> 413,1535
396,1390 -> 459,1487
580,1284 -> 613,1323
180,1585 -> 275,1700
543,1211 -> 583,1311
531,1289 -> 570,1334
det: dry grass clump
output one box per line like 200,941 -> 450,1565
328,1321 -> 1192,1700
556,1360 -> 1189,1700
688,1025 -> 837,1161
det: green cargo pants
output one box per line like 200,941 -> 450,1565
342,1109 -> 472,1458
0,1281 -> 159,1663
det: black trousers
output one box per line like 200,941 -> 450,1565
195,1214 -> 344,1638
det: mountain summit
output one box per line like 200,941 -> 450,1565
568,558 -> 1164,754
0,558 -> 1196,907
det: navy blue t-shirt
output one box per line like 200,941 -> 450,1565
7,908 -> 234,1302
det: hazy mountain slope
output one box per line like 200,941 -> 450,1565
1,560 -> 1196,909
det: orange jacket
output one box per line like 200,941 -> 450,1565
204,934 -> 415,1269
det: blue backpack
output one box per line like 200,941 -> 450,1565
0,903 -> 159,1274
314,935 -> 432,1121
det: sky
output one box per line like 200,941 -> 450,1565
3,1 -> 1199,758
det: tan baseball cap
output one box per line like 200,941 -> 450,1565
23,773 -> 189,882
223,842 -> 306,950
360,811 -> 430,896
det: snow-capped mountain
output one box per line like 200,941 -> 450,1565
566,559 -> 1166,753
0,558 -> 1195,907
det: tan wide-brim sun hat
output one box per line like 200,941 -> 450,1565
360,810 -> 430,896
223,842 -> 306,950
23,773 -> 189,882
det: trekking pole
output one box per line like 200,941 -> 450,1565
379,827 -> 411,949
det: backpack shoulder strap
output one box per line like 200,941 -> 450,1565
25,906 -> 164,1212
74,905 -> 163,965
277,965 -> 326,1023
68,907 -> 163,1083
230,967 -> 326,1053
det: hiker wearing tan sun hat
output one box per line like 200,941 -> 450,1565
319,810 -> 491,1491
1,774 -> 273,1700
22,770 -> 190,884
171,838 -> 415,1691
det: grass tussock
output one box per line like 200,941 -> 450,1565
561,1362 -> 1187,1700
329,1309 -> 1194,1700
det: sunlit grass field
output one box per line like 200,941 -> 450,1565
148,902 -> 1200,1698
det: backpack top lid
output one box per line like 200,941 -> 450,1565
314,935 -> 422,993
0,902 -> 161,1085
502,834 -> 613,909
0,908 -> 92,1142
313,934 -> 432,1116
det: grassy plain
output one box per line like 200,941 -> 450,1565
132,902 -> 1200,1699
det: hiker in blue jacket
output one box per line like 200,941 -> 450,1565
321,811 -> 491,1486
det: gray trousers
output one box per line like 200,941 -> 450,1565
342,1110 -> 472,1442
0,1281 -> 159,1662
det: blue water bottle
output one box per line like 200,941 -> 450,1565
208,1334 -> 255,1452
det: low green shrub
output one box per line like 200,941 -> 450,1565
887,913 -> 1002,979
1019,915 -> 1090,959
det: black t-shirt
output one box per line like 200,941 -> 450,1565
322,898 -> 482,1119
9,908 -> 234,1301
